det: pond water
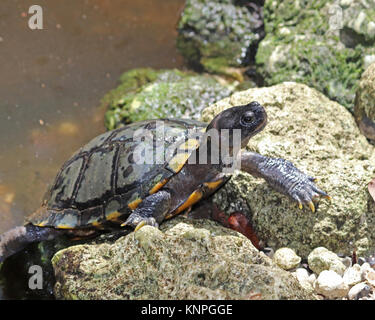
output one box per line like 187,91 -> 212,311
0,0 -> 185,235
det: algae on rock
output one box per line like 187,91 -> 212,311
202,82 -> 375,258
102,68 -> 235,130
52,217 -> 316,300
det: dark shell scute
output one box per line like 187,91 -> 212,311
47,157 -> 84,209
75,146 -> 118,205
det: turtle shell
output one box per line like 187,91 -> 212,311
27,118 -> 206,229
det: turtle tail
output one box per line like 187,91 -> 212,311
0,224 -> 59,263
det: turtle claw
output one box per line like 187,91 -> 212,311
308,201 -> 315,213
286,175 -> 329,213
121,214 -> 159,230
134,221 -> 147,232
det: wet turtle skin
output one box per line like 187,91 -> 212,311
27,118 -> 206,230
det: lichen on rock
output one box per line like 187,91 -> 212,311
52,217 -> 316,300
202,82 -> 375,258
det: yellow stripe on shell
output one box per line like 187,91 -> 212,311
149,178 -> 169,195
128,198 -> 142,210
91,221 -> 102,227
35,221 -> 47,227
168,152 -> 191,173
178,139 -> 199,151
55,224 -> 74,229
106,211 -> 122,221
203,180 -> 224,190
166,189 -> 203,218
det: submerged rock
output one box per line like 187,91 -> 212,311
52,217 -> 316,300
354,62 -> 375,142
202,82 -> 375,257
176,0 -> 264,79
102,68 -> 236,130
256,0 -> 375,111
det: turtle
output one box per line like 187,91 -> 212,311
0,102 -> 329,262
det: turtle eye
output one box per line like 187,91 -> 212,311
241,111 -> 255,126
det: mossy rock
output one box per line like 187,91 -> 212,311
176,0 -> 263,79
52,217 -> 317,300
256,0 -> 375,111
102,68 -> 239,130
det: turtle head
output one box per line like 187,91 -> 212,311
206,101 -> 267,150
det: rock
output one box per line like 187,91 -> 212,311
364,268 -> 375,287
358,257 -> 367,266
308,273 -> 317,286
294,268 -> 314,293
273,248 -> 301,270
360,262 -> 372,275
308,247 -> 347,276
202,82 -> 375,257
340,256 -> 352,269
339,0 -> 375,46
348,282 -> 372,300
176,0 -> 264,79
343,264 -> 362,287
256,0 -> 375,110
295,268 -> 309,281
367,254 -> 375,267
314,270 -> 349,299
52,217 -> 317,300
102,68 -> 235,130
354,62 -> 375,142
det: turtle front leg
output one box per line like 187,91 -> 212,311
121,190 -> 172,231
240,151 -> 330,212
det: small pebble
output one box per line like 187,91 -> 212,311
364,268 -> 375,287
295,268 -> 309,281
348,282 -> 372,300
343,264 -> 362,287
308,273 -> 316,285
361,262 -> 372,275
314,270 -> 349,299
340,256 -> 352,269
273,247 -> 301,270
294,268 -> 314,292
367,255 -> 375,268
308,247 -> 347,276
357,257 -> 367,266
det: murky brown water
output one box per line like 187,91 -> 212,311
0,0 -> 185,234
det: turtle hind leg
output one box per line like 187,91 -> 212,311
122,190 -> 172,230
0,224 -> 61,263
